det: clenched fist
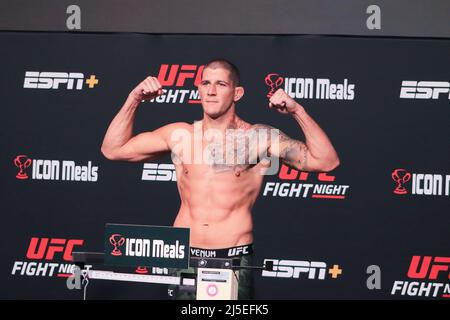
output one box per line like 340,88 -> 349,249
269,88 -> 301,114
130,76 -> 164,102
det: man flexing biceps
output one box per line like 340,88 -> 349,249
101,59 -> 340,299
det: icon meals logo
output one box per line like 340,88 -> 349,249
13,155 -> 99,182
391,168 -> 450,197
109,234 -> 126,256
23,71 -> 99,90
266,73 -> 355,100
265,73 -> 284,98
107,235 -> 186,259
392,168 -> 411,195
14,155 -> 32,179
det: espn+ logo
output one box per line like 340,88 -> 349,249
23,71 -> 99,90
400,81 -> 450,99
262,259 -> 342,280
142,163 -> 176,181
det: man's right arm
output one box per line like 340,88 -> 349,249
101,76 -> 175,162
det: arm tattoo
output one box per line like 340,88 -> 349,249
279,134 -> 308,170
254,124 -> 308,170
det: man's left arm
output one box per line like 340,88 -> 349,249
263,89 -> 340,172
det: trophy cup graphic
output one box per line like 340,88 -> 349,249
392,168 -> 411,195
265,73 -> 284,98
14,155 -> 32,179
109,234 -> 125,256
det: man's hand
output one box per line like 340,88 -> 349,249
130,76 -> 164,102
269,88 -> 301,114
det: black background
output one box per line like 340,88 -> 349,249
1,32 -> 449,299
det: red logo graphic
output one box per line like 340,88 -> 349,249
265,73 -> 284,98
279,164 -> 336,182
157,64 -> 204,87
273,164 -> 346,199
109,234 -> 126,256
26,237 -> 84,261
135,266 -> 149,274
392,169 -> 411,194
14,155 -> 32,180
407,256 -> 450,280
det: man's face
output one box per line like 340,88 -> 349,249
198,67 -> 242,119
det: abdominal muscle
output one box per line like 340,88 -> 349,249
172,163 -> 263,249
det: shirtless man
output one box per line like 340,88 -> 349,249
101,59 -> 340,299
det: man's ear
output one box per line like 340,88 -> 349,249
234,86 -> 244,102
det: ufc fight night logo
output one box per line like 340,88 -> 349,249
400,81 -> 450,99
150,64 -> 204,104
391,255 -> 450,298
158,64 -> 204,87
263,164 -> 350,199
11,237 -> 85,278
23,71 -> 99,90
